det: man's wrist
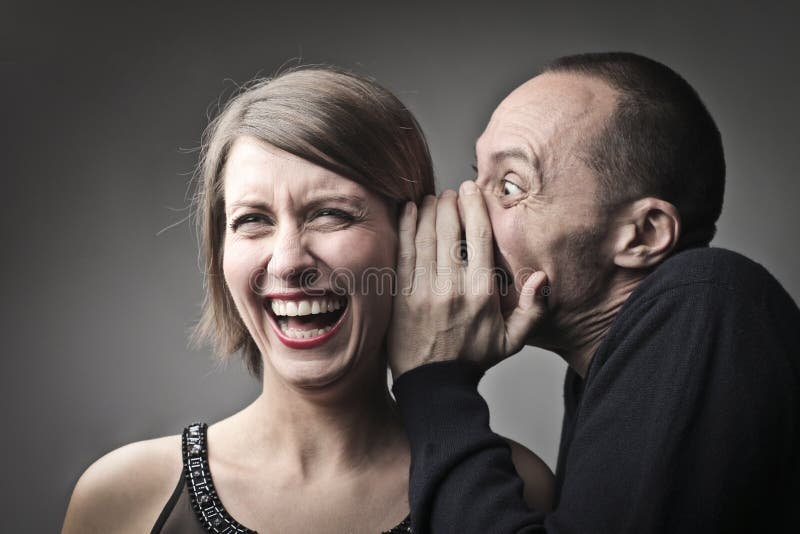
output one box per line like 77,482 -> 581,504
391,359 -> 485,402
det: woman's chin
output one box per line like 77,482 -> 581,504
270,357 -> 355,391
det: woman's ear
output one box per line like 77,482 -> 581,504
611,198 -> 681,269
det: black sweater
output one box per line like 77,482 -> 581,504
392,247 -> 800,533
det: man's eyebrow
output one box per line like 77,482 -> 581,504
491,148 -> 539,172
473,147 -> 540,173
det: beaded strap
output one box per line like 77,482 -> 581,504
182,422 -> 412,534
383,515 -> 412,534
183,423 -> 257,533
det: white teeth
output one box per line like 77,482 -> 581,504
278,322 -> 334,339
269,296 -> 346,317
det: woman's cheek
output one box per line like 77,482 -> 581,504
223,242 -> 262,301
319,232 -> 388,270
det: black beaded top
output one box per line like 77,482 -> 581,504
181,423 -> 412,534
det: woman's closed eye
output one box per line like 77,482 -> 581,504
307,207 -> 362,232
229,213 -> 274,232
228,208 -> 359,234
311,208 -> 355,223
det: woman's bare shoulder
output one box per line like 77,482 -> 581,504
62,434 -> 183,534
501,436 -> 556,513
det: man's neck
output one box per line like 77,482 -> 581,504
540,269 -> 649,378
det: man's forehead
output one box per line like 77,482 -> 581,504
477,72 -> 617,157
502,72 -> 615,113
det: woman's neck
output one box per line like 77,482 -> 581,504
223,363 -> 405,482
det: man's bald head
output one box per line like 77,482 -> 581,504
541,52 -> 726,251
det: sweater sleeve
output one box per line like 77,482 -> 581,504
393,360 -> 546,534
393,273 -> 799,533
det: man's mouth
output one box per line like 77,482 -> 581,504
264,293 -> 349,348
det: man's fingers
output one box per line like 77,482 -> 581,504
436,190 -> 462,279
415,195 -> 438,284
458,180 -> 495,287
396,201 -> 417,293
503,271 -> 549,357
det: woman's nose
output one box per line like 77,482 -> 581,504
265,230 -> 318,288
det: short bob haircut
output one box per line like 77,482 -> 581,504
190,66 -> 435,377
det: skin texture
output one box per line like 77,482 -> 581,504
389,71 -> 681,378
63,137 -> 555,533
61,436 -> 183,534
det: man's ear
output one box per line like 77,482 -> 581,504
611,198 -> 681,269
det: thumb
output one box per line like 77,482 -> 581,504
503,271 -> 549,356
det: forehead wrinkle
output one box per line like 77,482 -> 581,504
500,73 -> 614,133
224,148 -> 367,212
226,178 -> 370,223
492,80 -> 615,180
477,119 -> 547,183
228,190 -> 367,213
490,147 -> 541,176
476,121 -> 540,163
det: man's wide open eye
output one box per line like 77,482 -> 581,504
502,178 -> 523,196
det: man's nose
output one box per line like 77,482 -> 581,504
265,229 -> 318,289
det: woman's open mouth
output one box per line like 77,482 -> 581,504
264,292 -> 349,349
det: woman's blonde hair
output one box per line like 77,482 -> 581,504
189,66 -> 435,377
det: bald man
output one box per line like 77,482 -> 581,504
388,52 -> 799,533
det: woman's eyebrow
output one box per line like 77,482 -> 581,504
228,194 -> 367,213
305,194 -> 367,209
228,199 -> 272,212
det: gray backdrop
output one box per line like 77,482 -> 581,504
3,1 -> 799,531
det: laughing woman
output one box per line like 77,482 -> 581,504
62,67 -> 554,534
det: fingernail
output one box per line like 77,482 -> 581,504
440,189 -> 457,199
461,180 -> 478,195
405,201 -> 415,216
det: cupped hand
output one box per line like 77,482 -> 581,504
388,180 -> 549,378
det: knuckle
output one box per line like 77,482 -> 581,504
437,227 -> 461,242
399,219 -> 415,232
473,226 -> 492,242
415,236 -> 437,249
397,251 -> 415,266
